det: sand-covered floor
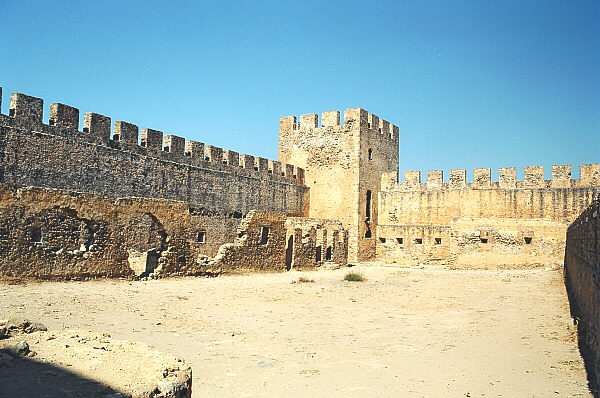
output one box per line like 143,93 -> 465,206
0,264 -> 593,397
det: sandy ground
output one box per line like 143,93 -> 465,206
0,264 -> 593,397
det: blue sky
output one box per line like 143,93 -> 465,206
0,0 -> 598,181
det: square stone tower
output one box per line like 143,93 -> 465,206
279,108 -> 399,261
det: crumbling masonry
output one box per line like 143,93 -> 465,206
0,87 -> 598,276
1,86 -> 598,385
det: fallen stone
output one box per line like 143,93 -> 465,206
6,317 -> 47,334
1,341 -> 30,358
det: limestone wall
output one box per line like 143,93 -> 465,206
565,199 -> 600,387
279,108 -> 398,261
378,167 -> 599,267
0,91 -> 308,224
0,186 -> 345,280
285,217 -> 348,269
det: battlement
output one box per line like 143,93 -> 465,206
382,164 -> 600,192
0,89 -> 305,185
279,108 -> 399,141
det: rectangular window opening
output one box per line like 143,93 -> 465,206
325,247 -> 332,261
197,231 -> 206,244
435,238 -> 442,245
315,246 -> 322,262
366,190 -> 372,220
396,237 -> 403,244
260,226 -> 270,245
379,237 -> 386,244
524,237 -> 532,244
30,228 -> 42,243
480,238 -> 488,243
415,238 -> 423,244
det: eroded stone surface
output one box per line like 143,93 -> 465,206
0,327 -> 192,398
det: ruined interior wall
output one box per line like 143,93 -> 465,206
285,217 -> 348,270
279,108 -> 398,262
378,167 -> 599,266
207,211 -> 288,274
565,199 -> 600,387
0,186 -> 204,279
0,187 -> 340,280
376,225 -> 451,265
450,217 -> 567,268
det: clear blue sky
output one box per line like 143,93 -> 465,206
1,0 -> 598,181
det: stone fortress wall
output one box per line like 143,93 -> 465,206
377,166 -> 600,267
279,108 -> 399,262
0,88 -> 348,278
564,198 -> 600,387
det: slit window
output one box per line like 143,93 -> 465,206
396,237 -> 403,244
30,228 -> 42,243
197,230 -> 206,244
365,228 -> 372,238
379,237 -> 386,243
315,246 -> 322,262
368,148 -> 373,160
435,238 -> 442,245
366,190 -> 372,220
524,237 -> 532,244
325,247 -> 332,261
260,226 -> 270,245
415,238 -> 423,244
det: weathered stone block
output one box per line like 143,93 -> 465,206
524,166 -> 544,187
321,111 -> 340,127
240,154 -> 255,170
427,170 -> 443,189
449,169 -> 466,189
140,128 -> 163,150
300,113 -> 318,129
49,103 -> 79,129
163,134 -> 185,156
404,171 -> 421,186
83,112 -> 111,144
255,157 -> 268,173
114,121 -> 139,144
223,150 -> 239,166
10,93 -> 43,123
499,167 -> 516,189
204,145 -> 223,163
473,168 -> 491,188
185,140 -> 204,163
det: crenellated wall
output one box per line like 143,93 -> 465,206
378,166 -> 600,267
564,199 -> 600,387
0,90 -> 310,257
279,108 -> 399,262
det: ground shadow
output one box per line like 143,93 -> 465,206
0,355 -> 125,397
563,261 -> 599,398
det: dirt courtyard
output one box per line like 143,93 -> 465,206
0,264 -> 593,397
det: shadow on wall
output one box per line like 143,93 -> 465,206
564,265 -> 599,397
0,356 -> 125,397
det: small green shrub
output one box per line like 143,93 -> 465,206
343,272 -> 366,282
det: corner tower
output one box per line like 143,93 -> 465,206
279,108 -> 399,261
